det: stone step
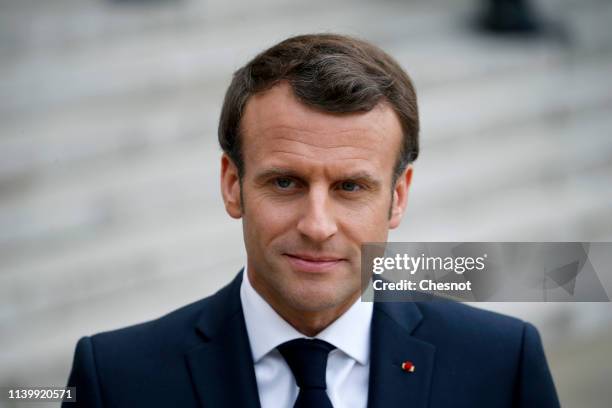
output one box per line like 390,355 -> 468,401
396,162 -> 612,241
413,105 -> 612,212
0,254 -> 246,393
2,3 -> 611,199
0,0 -> 465,116
2,158 -> 610,335
2,47 -> 610,214
3,0 -> 429,57
419,53 -> 612,142
1,57 -> 611,266
2,0 -> 610,119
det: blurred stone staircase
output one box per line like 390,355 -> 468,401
1,0 -> 611,406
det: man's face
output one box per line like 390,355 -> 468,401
221,82 -> 411,318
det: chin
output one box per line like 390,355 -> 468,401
288,297 -> 342,313
284,283 -> 358,313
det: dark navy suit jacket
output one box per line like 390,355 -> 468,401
64,271 -> 560,407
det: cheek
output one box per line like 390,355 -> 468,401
338,198 -> 391,240
341,215 -> 389,243
244,193 -> 298,241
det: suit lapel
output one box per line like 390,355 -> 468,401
185,271 -> 261,408
367,302 -> 436,408
184,271 -> 435,408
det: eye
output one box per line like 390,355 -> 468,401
339,181 -> 361,192
274,177 -> 295,189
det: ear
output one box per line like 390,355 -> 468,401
389,165 -> 413,229
220,154 -> 243,219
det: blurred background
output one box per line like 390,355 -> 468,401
0,0 -> 611,406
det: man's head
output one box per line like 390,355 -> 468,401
219,34 -> 419,333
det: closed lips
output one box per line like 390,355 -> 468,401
285,254 -> 344,262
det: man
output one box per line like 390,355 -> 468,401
64,34 -> 560,407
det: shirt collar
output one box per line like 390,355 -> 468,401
240,265 -> 373,365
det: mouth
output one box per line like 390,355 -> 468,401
284,253 -> 346,273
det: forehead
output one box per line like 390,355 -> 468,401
240,82 -> 403,177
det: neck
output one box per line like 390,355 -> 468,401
278,294 -> 359,337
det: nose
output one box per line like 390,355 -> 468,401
296,186 -> 338,243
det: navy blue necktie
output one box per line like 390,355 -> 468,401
277,338 -> 336,408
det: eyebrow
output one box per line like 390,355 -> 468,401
253,167 -> 382,188
254,167 -> 297,181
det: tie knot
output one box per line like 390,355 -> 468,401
277,338 -> 336,389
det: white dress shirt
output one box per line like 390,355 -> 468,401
240,266 -> 373,408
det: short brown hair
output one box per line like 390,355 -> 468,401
218,33 -> 419,182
